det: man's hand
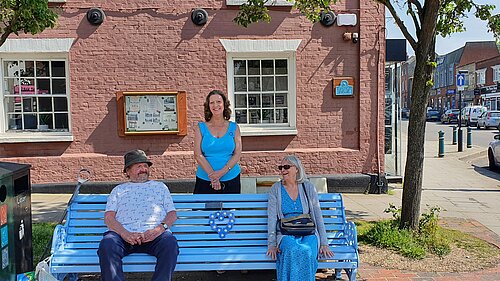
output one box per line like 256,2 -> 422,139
121,231 -> 144,245
143,225 -> 164,243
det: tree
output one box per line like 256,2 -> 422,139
0,0 -> 58,47
235,0 -> 500,230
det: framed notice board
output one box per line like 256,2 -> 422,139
116,91 -> 187,136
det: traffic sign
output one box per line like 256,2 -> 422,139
456,73 -> 466,91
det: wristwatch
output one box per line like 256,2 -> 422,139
161,222 -> 169,230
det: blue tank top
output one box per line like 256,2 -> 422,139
196,121 -> 241,181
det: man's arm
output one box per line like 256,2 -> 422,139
143,210 -> 177,242
104,211 -> 144,245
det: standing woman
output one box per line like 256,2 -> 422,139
194,90 -> 242,194
266,155 -> 333,281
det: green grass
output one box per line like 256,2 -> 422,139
32,222 -> 57,263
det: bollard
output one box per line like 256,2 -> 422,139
467,126 -> 472,148
452,126 -> 457,145
458,128 -> 463,152
438,130 -> 445,157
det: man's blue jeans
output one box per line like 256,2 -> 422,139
98,231 -> 179,281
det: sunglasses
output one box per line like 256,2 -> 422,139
278,164 -> 292,170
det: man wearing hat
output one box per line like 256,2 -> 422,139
98,149 -> 179,281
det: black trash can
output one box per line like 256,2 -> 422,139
0,162 -> 33,281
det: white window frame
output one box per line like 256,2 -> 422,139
0,38 -> 74,143
492,65 -> 500,83
476,68 -> 486,85
220,39 -> 301,136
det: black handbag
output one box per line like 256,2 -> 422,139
278,183 -> 316,236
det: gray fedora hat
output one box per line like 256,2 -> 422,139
123,149 -> 153,172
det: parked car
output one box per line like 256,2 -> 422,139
441,109 -> 460,124
477,110 -> 500,129
461,106 -> 487,126
426,109 -> 441,122
488,134 -> 500,170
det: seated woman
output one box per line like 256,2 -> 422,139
266,155 -> 333,281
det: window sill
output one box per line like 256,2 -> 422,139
240,126 -> 297,137
0,132 -> 73,143
226,0 -> 294,6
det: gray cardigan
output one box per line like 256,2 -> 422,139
267,180 -> 329,249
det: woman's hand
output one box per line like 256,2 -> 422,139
319,245 -> 334,258
266,246 -> 280,260
211,179 -> 222,190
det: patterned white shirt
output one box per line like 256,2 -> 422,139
105,180 -> 175,233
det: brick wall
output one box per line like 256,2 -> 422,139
0,0 -> 385,184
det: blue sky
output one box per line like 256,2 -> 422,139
385,1 -> 500,56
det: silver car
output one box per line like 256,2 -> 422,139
488,134 -> 500,170
477,110 -> 500,129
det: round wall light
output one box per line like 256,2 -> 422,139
87,8 -> 105,26
191,8 -> 208,26
319,11 -> 337,27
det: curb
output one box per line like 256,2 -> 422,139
458,149 -> 487,162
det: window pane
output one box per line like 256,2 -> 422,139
234,60 -> 246,75
262,60 -> 273,75
37,79 -> 51,94
235,94 -> 247,108
262,77 -> 274,91
39,97 -> 53,112
234,77 -> 247,92
262,94 -> 274,107
7,114 -> 21,130
51,61 -> 66,77
275,93 -> 287,107
235,110 -> 248,124
20,79 -> 35,93
23,97 -> 36,112
6,97 -> 22,112
249,109 -> 260,124
248,77 -> 261,91
4,78 -> 18,94
36,61 -> 50,77
4,61 -> 20,77
23,114 -> 37,129
262,109 -> 274,123
52,79 -> 66,94
248,94 -> 261,108
275,59 -> 287,74
276,76 -> 288,91
20,61 -> 34,77
55,113 -> 69,129
54,97 -> 68,111
276,108 -> 288,123
39,114 -> 53,128
248,60 -> 260,75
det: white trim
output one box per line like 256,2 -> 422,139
0,133 -> 73,143
226,0 -> 294,6
0,38 -> 74,53
220,39 -> 301,53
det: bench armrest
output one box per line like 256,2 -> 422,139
344,221 -> 358,250
50,224 -> 67,254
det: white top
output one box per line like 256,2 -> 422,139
106,180 -> 175,233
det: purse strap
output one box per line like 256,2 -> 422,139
301,182 -> 311,215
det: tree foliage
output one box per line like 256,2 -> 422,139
235,0 -> 500,230
0,0 -> 58,47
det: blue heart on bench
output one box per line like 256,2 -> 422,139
208,211 -> 235,239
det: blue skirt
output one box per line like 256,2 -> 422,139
276,234 -> 318,281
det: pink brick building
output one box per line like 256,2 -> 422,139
0,1 -> 385,186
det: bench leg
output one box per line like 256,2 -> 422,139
346,268 -> 357,281
334,269 -> 342,280
54,273 -> 78,281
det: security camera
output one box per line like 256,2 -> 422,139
352,33 -> 359,44
87,8 -> 105,25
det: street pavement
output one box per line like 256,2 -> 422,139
31,120 -> 500,280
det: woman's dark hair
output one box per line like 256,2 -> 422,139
204,90 -> 232,121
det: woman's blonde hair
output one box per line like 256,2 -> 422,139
282,155 -> 307,183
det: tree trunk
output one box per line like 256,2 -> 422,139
399,0 -> 440,230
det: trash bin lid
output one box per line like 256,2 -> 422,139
0,161 -> 31,179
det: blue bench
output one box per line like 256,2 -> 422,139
48,193 -> 359,280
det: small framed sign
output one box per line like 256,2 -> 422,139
116,91 -> 187,136
333,77 -> 355,97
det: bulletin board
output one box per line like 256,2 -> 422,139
116,91 -> 187,136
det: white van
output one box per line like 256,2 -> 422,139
461,106 -> 487,126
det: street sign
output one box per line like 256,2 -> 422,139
457,73 -> 465,91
